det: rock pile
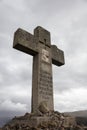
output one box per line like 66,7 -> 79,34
2,111 -> 86,130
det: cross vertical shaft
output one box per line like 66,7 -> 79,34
32,27 -> 54,112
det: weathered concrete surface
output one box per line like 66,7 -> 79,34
13,26 -> 65,113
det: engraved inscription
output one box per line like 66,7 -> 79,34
39,70 -> 53,100
42,49 -> 50,63
41,63 -> 51,72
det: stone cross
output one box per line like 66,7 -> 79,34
13,26 -> 65,113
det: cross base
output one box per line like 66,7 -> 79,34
29,116 -> 50,127
3,111 -> 76,130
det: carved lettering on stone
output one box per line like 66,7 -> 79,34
42,49 -> 50,63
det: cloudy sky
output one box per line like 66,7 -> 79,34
0,0 -> 87,117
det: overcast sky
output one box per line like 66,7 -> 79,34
0,0 -> 87,117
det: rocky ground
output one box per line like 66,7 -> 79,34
1,111 -> 87,130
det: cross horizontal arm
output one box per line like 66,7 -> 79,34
51,45 -> 65,66
13,28 -> 38,56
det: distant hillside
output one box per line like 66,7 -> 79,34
65,110 -> 87,117
65,110 -> 87,126
76,117 -> 87,126
0,117 -> 11,127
